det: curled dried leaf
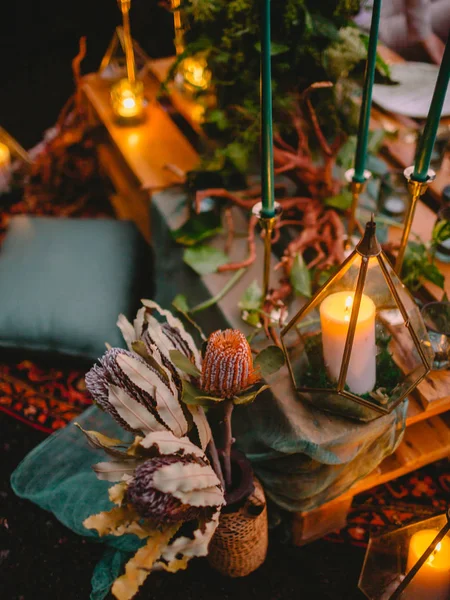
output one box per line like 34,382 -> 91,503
111,525 -> 180,600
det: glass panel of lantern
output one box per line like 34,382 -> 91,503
281,221 -> 434,422
359,510 -> 450,600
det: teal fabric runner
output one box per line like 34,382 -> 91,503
11,405 -> 143,599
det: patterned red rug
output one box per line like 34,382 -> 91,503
0,359 -> 92,432
325,459 -> 449,547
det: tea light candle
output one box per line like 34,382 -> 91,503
110,78 -> 144,121
383,196 -> 406,218
0,142 -> 11,169
320,291 -> 376,395
405,530 -> 450,600
180,57 -> 211,91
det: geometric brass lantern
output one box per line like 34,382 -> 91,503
359,508 -> 450,599
280,219 -> 434,422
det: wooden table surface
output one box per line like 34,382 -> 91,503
373,46 -> 450,298
81,71 -> 199,192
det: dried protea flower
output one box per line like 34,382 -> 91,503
127,454 -> 221,523
200,329 -> 260,398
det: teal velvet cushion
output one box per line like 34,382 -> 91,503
0,216 -> 150,360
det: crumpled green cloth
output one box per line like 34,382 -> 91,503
232,372 -> 407,512
11,405 -> 142,600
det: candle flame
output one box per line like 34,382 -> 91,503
427,541 -> 442,565
344,295 -> 353,322
123,97 -> 136,109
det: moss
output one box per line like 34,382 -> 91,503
300,333 -> 403,403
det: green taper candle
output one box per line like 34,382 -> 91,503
261,0 -> 275,218
414,36 -> 450,182
353,0 -> 382,183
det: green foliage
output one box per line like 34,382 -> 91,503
302,333 -> 403,402
323,26 -> 366,80
183,244 -> 229,275
432,219 -> 450,250
254,345 -> 286,378
239,279 -> 263,326
239,280 -> 263,311
172,0 -> 372,172
401,242 -> 445,292
171,211 -> 223,246
324,189 -> 353,210
169,349 -> 201,377
290,253 -> 312,297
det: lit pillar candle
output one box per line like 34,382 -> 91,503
405,531 -> 450,600
320,291 -> 376,395
110,78 -> 144,120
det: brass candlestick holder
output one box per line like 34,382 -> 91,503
252,202 -> 282,300
118,0 -> 135,84
345,168 -> 372,249
394,166 -> 436,275
110,0 -> 145,122
171,0 -> 185,55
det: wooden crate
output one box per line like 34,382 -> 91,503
293,399 -> 450,545
80,69 -> 199,240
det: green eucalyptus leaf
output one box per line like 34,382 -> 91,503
169,350 -> 201,377
172,294 -> 190,314
206,109 -> 229,131
233,384 -> 270,405
172,211 -> 222,247
224,141 -> 249,173
336,136 -> 357,169
241,310 -> 261,328
254,346 -> 285,379
183,245 -> 228,275
324,190 -> 353,211
311,14 -> 340,41
182,380 -> 208,406
432,219 -> 450,248
239,280 -> 263,311
290,254 -> 312,298
254,42 -> 290,56
181,379 -> 222,406
423,263 -> 445,289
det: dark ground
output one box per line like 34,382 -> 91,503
1,3 -> 368,598
1,414 -> 366,600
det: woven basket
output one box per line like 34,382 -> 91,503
208,477 -> 268,577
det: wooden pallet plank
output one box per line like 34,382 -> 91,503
292,413 -> 450,545
97,143 -> 151,243
292,495 -> 353,546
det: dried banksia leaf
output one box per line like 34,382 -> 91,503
126,454 -> 221,523
200,329 -> 260,398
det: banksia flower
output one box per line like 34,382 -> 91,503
127,454 -> 222,523
200,329 -> 260,398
